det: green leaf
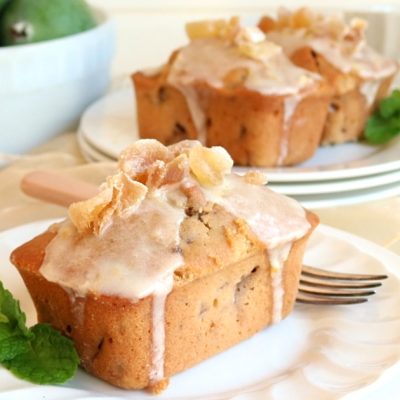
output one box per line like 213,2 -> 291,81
0,313 -> 9,323
379,89 -> 400,118
4,324 -> 79,384
0,282 -> 31,339
365,90 -> 400,145
0,335 -> 30,361
365,114 -> 400,144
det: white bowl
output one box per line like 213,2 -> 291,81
0,7 -> 115,154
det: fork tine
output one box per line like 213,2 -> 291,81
298,284 -> 375,297
302,265 -> 388,281
300,275 -> 382,289
296,292 -> 368,305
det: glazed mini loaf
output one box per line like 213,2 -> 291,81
259,7 -> 398,145
133,18 -> 332,167
11,139 -> 318,393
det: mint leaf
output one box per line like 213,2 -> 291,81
0,282 -> 31,339
379,89 -> 400,118
365,90 -> 400,144
365,114 -> 400,144
0,335 -> 30,361
0,281 -> 80,385
0,313 -> 9,323
4,324 -> 79,384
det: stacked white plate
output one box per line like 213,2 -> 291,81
78,87 -> 400,209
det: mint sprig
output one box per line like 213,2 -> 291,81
365,89 -> 400,144
0,281 -> 79,384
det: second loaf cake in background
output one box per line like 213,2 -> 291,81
132,18 -> 333,167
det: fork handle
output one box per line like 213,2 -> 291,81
21,171 -> 98,207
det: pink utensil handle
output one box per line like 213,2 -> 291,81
21,171 -> 98,207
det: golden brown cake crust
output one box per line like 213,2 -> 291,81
132,69 -> 332,167
10,209 -> 318,391
286,46 -> 395,145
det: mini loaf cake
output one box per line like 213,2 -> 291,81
132,18 -> 332,167
11,139 -> 318,393
259,7 -> 398,145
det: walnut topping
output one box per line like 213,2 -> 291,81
185,17 -> 240,42
186,17 -> 285,64
259,7 -> 367,53
69,172 -> 147,236
68,139 -> 235,235
243,171 -> 268,185
189,146 -> 233,187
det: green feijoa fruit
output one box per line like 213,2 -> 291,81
0,0 -> 96,46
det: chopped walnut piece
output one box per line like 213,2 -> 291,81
258,16 -> 277,34
145,160 -> 167,190
180,181 -> 207,211
223,67 -> 249,88
185,17 -> 240,42
261,7 -> 367,52
168,140 -> 201,157
189,146 -> 233,187
243,171 -> 268,185
118,139 -> 171,183
163,154 -> 190,185
69,172 -> 147,236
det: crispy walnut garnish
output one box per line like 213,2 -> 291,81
69,172 -> 147,235
243,171 -> 268,185
186,17 -> 284,64
259,7 -> 367,54
185,17 -> 240,42
68,140 -> 237,236
189,146 -> 233,187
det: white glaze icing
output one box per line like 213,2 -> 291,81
41,195 -> 184,301
360,80 -> 381,108
266,31 -> 397,80
149,275 -> 173,383
277,94 -> 302,166
167,37 -> 317,139
203,174 -> 310,249
202,174 -> 310,323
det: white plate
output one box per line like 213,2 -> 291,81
77,128 -> 115,163
1,220 -> 400,399
294,180 -> 400,209
79,87 -> 400,183
269,169 -> 400,195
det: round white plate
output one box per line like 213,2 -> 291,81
1,220 -> 400,399
79,87 -> 400,183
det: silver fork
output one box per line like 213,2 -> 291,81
296,265 -> 388,305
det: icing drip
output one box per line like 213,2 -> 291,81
268,242 -> 292,323
360,80 -> 381,108
202,174 -> 310,322
277,95 -> 302,166
149,275 -> 173,383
